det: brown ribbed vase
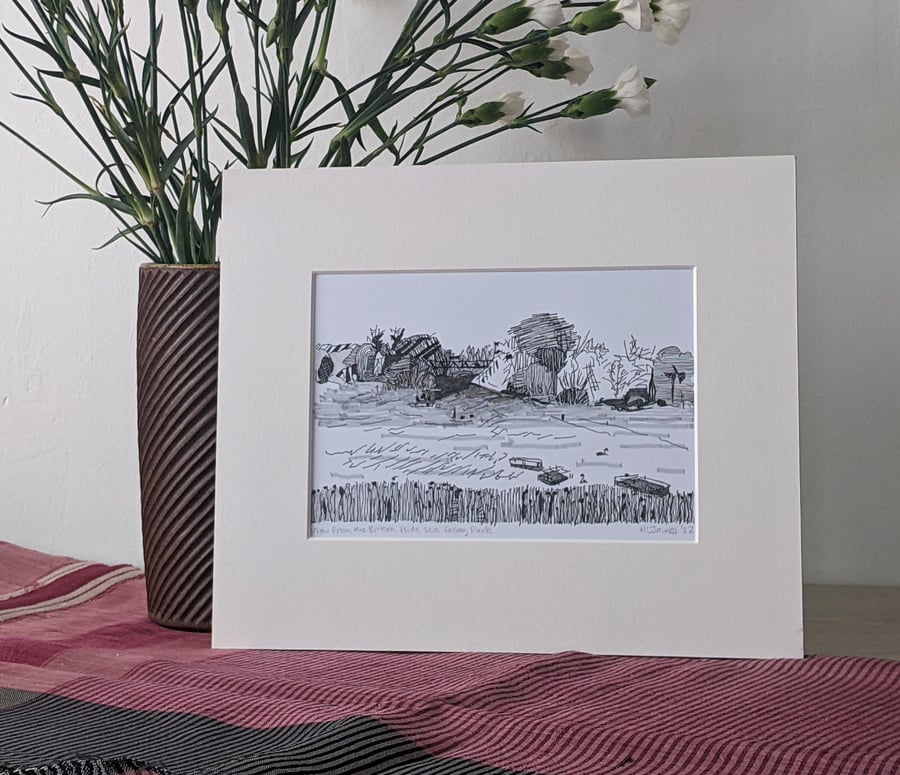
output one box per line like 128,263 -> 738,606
136,263 -> 219,631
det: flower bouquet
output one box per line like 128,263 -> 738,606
1,0 -> 691,265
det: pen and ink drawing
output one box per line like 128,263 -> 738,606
310,268 -> 695,541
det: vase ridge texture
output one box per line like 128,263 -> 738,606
136,263 -> 220,631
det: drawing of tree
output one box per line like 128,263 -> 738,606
605,357 -> 628,397
557,333 -> 608,403
380,327 -> 444,387
622,334 -> 656,390
624,335 -> 655,374
433,347 -> 454,375
589,338 -> 610,360
664,364 -> 686,403
508,313 -> 577,396
624,335 -> 655,365
653,346 -> 694,407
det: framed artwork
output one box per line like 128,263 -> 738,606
310,267 -> 696,542
213,157 -> 802,658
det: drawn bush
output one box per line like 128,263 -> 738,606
604,357 -> 629,397
557,334 -> 607,404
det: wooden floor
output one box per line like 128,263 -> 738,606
804,585 -> 900,661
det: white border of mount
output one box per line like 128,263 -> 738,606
213,157 -> 802,658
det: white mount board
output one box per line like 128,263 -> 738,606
213,157 -> 802,658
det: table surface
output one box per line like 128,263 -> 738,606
804,584 -> 900,661
1,545 -> 898,775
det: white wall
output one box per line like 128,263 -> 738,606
1,1 -> 899,585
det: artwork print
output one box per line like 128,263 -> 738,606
310,268 -> 696,541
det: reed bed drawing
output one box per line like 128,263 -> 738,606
311,479 -> 694,527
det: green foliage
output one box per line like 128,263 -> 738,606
0,0 -> 679,263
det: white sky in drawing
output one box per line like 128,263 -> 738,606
313,267 -> 694,353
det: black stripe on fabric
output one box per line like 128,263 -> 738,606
0,693 -> 538,775
0,690 -> 41,711
0,758 -> 170,775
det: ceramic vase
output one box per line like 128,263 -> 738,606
136,263 -> 219,631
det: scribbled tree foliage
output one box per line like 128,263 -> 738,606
508,312 -> 577,377
557,333 -> 608,403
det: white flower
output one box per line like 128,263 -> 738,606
524,0 -> 565,29
612,65 -> 650,116
480,0 -> 564,35
548,37 -> 594,86
571,0 -> 652,34
565,48 -> 594,86
497,92 -> 526,124
458,91 -> 527,127
547,37 -> 568,60
613,0 -> 653,32
652,0 -> 691,44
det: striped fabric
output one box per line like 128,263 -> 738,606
0,563 -> 142,624
0,542 -> 898,775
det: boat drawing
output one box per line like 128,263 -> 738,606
509,456 -> 543,471
538,466 -> 571,486
614,474 -> 671,497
